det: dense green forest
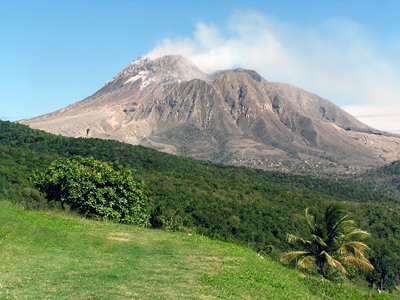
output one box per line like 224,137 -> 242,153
353,161 -> 400,199
1,120 -> 400,289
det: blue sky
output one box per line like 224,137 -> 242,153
1,0 -> 399,133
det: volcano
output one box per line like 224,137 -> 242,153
19,55 -> 400,173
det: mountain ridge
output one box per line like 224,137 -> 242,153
19,54 -> 400,173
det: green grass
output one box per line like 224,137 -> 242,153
0,202 -> 396,299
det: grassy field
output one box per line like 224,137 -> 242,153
0,202 -> 395,299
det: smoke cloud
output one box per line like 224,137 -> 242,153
148,11 -> 400,132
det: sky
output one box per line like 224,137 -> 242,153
1,0 -> 399,134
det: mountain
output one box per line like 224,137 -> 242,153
19,55 -> 400,173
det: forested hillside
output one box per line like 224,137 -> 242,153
1,120 -> 400,288
353,161 -> 400,198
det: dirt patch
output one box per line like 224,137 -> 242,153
107,232 -> 130,242
205,256 -> 235,262
107,237 -> 130,242
112,232 -> 130,236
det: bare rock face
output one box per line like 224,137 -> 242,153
20,55 -> 400,173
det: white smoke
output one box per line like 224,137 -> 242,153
148,11 -> 400,133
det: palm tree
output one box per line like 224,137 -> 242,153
281,204 -> 374,276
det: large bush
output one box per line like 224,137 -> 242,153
31,156 -> 149,226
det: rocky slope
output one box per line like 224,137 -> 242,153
20,55 -> 400,173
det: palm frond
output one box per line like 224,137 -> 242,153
331,214 -> 351,231
321,251 -> 348,274
280,251 -> 309,263
337,219 -> 356,228
311,234 -> 327,247
325,204 -> 346,229
339,229 -> 370,243
339,256 -> 375,272
305,208 -> 317,233
298,255 -> 316,269
286,233 -> 310,245
330,218 -> 356,238
338,242 -> 370,257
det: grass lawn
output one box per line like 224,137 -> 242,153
0,202 -> 395,299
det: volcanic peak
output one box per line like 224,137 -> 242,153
19,54 -> 400,173
130,55 -> 151,66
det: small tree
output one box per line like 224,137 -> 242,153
31,156 -> 149,226
281,204 -> 374,277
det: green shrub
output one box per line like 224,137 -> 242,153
30,156 -> 149,226
149,202 -> 185,231
150,202 -> 168,228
